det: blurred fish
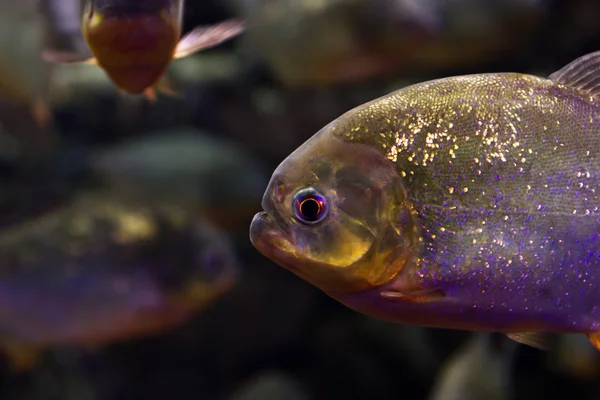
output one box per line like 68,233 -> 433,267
91,128 -> 268,230
0,189 -> 238,371
428,333 -> 517,400
234,0 -> 546,86
43,0 -> 245,100
0,0 -> 54,125
250,50 -> 600,351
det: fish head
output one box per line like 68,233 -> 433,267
250,121 -> 420,294
166,215 -> 239,309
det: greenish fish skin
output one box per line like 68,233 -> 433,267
250,50 -> 600,350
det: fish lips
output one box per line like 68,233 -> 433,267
250,212 -> 298,267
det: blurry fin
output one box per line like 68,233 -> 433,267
380,287 -> 445,303
31,98 -> 53,127
505,332 -> 550,350
549,51 -> 600,97
586,332 -> 600,351
174,19 -> 246,59
154,76 -> 181,98
41,49 -> 97,65
144,87 -> 158,103
1,341 -> 42,373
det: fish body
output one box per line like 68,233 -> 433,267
0,0 -> 54,125
250,51 -> 600,350
43,0 -> 245,100
81,1 -> 180,94
235,0 -> 546,86
0,190 -> 238,370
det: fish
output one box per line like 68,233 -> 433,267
0,189 -> 238,372
250,50 -> 600,351
234,0 -> 546,86
0,0 -> 55,125
91,128 -> 269,230
42,0 -> 245,100
428,333 -> 517,400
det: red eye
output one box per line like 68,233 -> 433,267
293,188 -> 328,224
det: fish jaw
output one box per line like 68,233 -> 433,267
250,212 -> 302,276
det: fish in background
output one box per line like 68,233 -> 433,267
43,0 -> 245,100
0,189 -> 238,371
428,333 -> 517,400
91,128 -> 269,231
250,50 -> 600,351
0,0 -> 55,126
232,0 -> 547,86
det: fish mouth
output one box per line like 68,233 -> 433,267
249,212 -> 298,266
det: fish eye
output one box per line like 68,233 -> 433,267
293,188 -> 329,225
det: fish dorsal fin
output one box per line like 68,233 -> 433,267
549,51 -> 600,98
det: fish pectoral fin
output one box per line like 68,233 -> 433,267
174,19 -> 246,59
0,341 -> 43,373
505,332 -> 551,350
549,50 -> 600,98
41,49 -> 97,65
380,287 -> 446,303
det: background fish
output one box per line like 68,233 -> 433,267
250,50 -> 600,351
0,189 -> 238,371
232,0 -> 547,86
428,333 -> 517,400
91,128 -> 269,231
43,0 -> 245,100
0,0 -> 55,125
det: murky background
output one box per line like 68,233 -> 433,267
0,0 -> 600,399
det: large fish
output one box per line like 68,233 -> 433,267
250,50 -> 600,351
43,0 -> 245,100
0,189 -> 238,371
